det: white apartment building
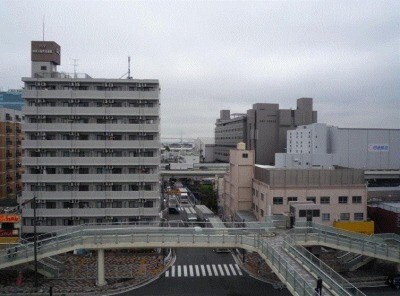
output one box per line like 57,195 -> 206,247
21,41 -> 161,233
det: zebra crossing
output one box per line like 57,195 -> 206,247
165,264 -> 243,278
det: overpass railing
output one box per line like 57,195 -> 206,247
1,226 -> 338,296
291,225 -> 400,263
284,234 -> 365,296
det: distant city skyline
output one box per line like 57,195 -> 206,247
1,0 -> 399,138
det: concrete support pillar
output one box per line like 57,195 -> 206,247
96,249 -> 107,286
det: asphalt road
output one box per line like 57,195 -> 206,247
119,248 -> 291,296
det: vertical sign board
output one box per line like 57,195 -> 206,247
0,214 -> 20,243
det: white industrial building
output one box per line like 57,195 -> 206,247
276,123 -> 400,170
21,41 -> 161,233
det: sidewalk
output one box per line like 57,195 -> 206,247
0,249 -> 173,295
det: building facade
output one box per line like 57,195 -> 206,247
215,98 -> 317,165
21,41 -> 161,233
222,144 -> 254,219
0,90 -> 24,111
252,166 -> 367,225
0,109 -> 24,199
214,110 -> 247,162
276,123 -> 400,170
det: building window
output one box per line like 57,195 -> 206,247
339,196 -> 348,204
299,210 -> 306,217
320,196 -> 330,204
322,213 -> 330,221
306,196 -> 316,204
242,153 -> 248,158
354,213 -> 364,221
352,196 -> 362,204
287,197 -> 297,204
260,209 -> 264,217
273,197 -> 283,205
41,66 -> 47,70
340,213 -> 350,221
144,200 -> 153,208
260,193 -> 265,201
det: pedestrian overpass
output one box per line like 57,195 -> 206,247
0,223 -> 399,296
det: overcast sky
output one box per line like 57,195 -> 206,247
1,0 -> 399,139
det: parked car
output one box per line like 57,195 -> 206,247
386,274 -> 400,289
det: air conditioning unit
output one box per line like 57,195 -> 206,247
41,82 -> 47,86
69,165 -> 75,169
35,82 -> 41,86
75,82 -> 80,87
73,199 -> 79,203
110,100 -> 114,103
106,216 -> 113,220
69,149 -> 74,153
104,100 -> 109,104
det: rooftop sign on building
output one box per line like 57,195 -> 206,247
31,41 -> 61,65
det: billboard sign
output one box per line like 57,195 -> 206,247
368,144 -> 389,152
0,214 -> 20,223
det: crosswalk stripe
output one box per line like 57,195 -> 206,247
177,265 -> 181,277
206,265 -> 212,276
189,265 -> 194,276
229,264 -> 237,276
212,264 -> 218,276
201,265 -> 206,276
218,264 -> 224,276
165,270 -> 170,277
171,265 -> 175,277
195,265 -> 200,276
183,265 -> 188,277
235,264 -> 243,275
223,264 -> 230,276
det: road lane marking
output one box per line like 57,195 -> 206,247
218,264 -> 224,276
212,264 -> 218,276
171,265 -> 175,277
235,264 -> 243,275
195,265 -> 200,276
229,264 -> 237,276
201,265 -> 206,276
206,265 -> 213,276
223,264 -> 230,276
183,265 -> 187,277
177,265 -> 181,277
189,265 -> 194,276
165,270 -> 169,277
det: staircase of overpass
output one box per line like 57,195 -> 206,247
0,223 -> 399,296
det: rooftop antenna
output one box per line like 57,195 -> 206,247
42,15 -> 45,41
71,59 -> 79,78
127,56 -> 132,79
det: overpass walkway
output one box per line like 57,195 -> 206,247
1,223 -> 398,296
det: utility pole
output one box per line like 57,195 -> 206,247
33,194 -> 38,290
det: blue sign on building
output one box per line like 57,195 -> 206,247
368,144 -> 389,152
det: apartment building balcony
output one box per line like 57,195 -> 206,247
22,106 -> 160,116
22,173 -> 159,183
22,190 -> 160,200
23,123 -> 159,133
23,156 -> 160,166
22,89 -> 159,100
22,207 -> 159,218
23,140 -> 160,149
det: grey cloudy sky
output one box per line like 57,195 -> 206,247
1,0 -> 399,138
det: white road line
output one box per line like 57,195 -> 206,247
235,264 -> 243,275
189,265 -> 194,277
201,265 -> 206,276
206,265 -> 213,276
218,264 -> 224,276
223,264 -> 230,276
171,265 -> 175,277
195,265 -> 200,276
229,264 -> 237,276
183,265 -> 188,277
212,264 -> 218,276
165,270 -> 170,277
177,265 -> 181,277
